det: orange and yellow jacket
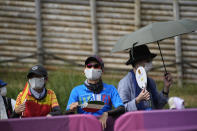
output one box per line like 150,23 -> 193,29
15,87 -> 60,117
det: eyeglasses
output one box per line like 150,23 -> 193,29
86,64 -> 101,69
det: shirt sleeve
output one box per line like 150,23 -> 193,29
117,74 -> 138,111
110,86 -> 124,108
50,90 -> 59,108
66,87 -> 78,110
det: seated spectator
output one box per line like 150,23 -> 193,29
12,65 -> 61,118
66,55 -> 125,129
0,80 -> 16,119
118,45 -> 173,111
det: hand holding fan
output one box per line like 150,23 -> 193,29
136,67 -> 152,110
136,66 -> 147,89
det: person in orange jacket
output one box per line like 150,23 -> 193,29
12,65 -> 61,118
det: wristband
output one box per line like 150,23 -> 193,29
162,91 -> 169,95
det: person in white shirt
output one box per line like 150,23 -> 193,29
0,80 -> 16,119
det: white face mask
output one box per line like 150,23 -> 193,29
29,77 -> 45,89
144,61 -> 153,72
0,87 -> 7,96
84,68 -> 102,80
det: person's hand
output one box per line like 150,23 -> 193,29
99,112 -> 108,130
70,102 -> 79,111
15,102 -> 25,114
136,88 -> 150,104
163,73 -> 173,93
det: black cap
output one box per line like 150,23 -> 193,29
27,65 -> 48,79
85,55 -> 104,69
126,45 -> 157,66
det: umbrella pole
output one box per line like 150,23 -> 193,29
157,41 -> 167,74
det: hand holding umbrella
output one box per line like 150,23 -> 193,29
163,73 -> 173,96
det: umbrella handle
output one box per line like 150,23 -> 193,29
130,42 -> 138,61
157,41 -> 168,75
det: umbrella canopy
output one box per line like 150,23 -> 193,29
111,19 -> 197,74
112,19 -> 197,53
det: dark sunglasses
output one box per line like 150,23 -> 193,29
86,64 -> 101,69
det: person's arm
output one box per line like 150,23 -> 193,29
117,74 -> 138,111
64,110 -> 75,115
163,73 -> 173,97
118,73 -> 151,111
11,92 -> 24,118
99,106 -> 125,130
48,106 -> 61,116
11,110 -> 21,118
99,85 -> 125,130
107,105 -> 125,117
47,90 -> 61,116
64,102 -> 78,115
109,85 -> 126,116
99,112 -> 108,130
136,88 -> 150,104
65,87 -> 79,115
